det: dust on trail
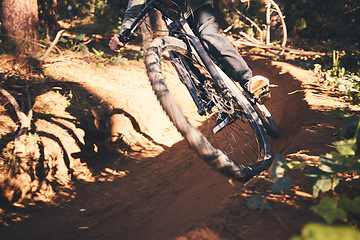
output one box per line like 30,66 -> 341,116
0,50 -> 350,240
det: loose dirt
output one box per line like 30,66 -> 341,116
0,45 -> 355,240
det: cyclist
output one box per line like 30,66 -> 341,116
109,0 -> 271,133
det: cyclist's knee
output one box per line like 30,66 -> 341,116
199,32 -> 228,51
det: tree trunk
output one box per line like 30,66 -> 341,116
2,0 -> 39,52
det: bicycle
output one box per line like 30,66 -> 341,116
118,0 -> 279,181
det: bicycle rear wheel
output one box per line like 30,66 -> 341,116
146,36 -> 273,181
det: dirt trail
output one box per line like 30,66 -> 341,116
0,51 -> 350,239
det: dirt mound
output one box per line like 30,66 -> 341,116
0,54 -> 130,206
0,52 -> 351,239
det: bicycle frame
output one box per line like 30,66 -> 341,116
120,0 -> 234,115
120,0 -> 276,181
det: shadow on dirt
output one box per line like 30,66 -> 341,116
0,54 -> 349,240
0,55 -> 154,212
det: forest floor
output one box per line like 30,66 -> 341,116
0,30 -> 358,239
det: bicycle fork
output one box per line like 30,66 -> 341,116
170,51 -> 212,116
164,17 -> 230,116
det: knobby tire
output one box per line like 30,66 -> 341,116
145,36 -> 273,181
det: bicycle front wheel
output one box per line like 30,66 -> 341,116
253,103 -> 280,138
146,36 -> 273,181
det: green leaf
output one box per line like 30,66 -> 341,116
311,197 -> 347,224
287,160 -> 307,170
318,157 -> 343,173
352,196 -> 360,214
328,110 -> 358,123
350,162 -> 360,173
306,167 -> 339,197
270,154 -> 286,180
92,48 -> 105,60
59,37 -> 68,43
306,167 -> 325,179
339,196 -> 360,215
314,175 -> 339,198
79,43 -> 89,53
75,33 -> 86,40
333,138 -> 357,156
292,223 -> 360,240
313,176 -> 331,198
246,195 -> 273,210
271,175 -> 292,194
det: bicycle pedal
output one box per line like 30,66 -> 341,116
254,87 -> 271,105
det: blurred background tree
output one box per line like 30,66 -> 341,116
1,0 -> 39,52
38,0 -> 60,39
0,0 -> 359,66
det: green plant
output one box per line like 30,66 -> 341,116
269,154 -> 294,194
4,151 -> 20,172
285,111 -> 360,227
92,48 -> 104,60
27,132 -> 41,143
310,197 -> 347,224
55,90 -> 73,108
59,33 -> 89,52
335,74 -> 360,104
244,154 -> 293,211
66,90 -> 73,107
269,108 -> 360,232
292,223 -> 360,240
331,50 -> 345,78
317,51 -> 360,105
93,0 -> 127,34
306,118 -> 360,224
92,48 -> 105,67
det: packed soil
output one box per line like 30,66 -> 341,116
0,42 -> 356,240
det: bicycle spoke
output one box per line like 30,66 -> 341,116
207,112 -> 260,166
146,35 -> 273,181
227,121 -> 259,156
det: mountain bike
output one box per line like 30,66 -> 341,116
119,0 -> 279,181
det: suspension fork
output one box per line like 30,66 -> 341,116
160,15 -> 210,115
160,12 -> 230,115
169,51 -> 210,116
162,14 -> 230,96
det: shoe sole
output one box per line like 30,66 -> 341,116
249,79 -> 269,95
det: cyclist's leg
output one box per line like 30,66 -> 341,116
189,4 -> 252,86
188,5 -> 270,104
